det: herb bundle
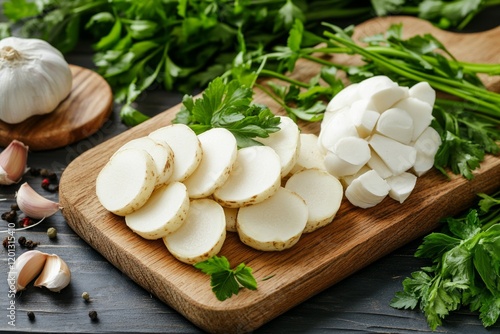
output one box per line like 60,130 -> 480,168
390,191 -> 500,330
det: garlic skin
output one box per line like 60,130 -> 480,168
0,37 -> 73,124
8,250 -> 48,292
34,254 -> 71,292
16,182 -> 61,219
0,140 -> 29,185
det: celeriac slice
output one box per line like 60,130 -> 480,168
237,187 -> 307,251
116,136 -> 174,187
375,107 -> 414,145
345,170 -> 390,208
369,134 -> 416,175
163,199 -> 226,264
392,97 -> 433,142
96,148 -> 157,216
255,116 -> 300,177
183,128 -> 237,198
285,169 -> 343,233
386,172 -> 417,203
125,182 -> 189,240
148,124 -> 202,182
213,146 -> 281,208
324,136 -> 371,178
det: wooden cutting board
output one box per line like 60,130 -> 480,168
59,17 -> 500,333
0,65 -> 113,151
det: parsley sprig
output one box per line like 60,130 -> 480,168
194,255 -> 257,302
390,190 -> 500,330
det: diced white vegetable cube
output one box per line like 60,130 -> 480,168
183,128 -> 237,198
148,124 -> 202,182
237,187 -> 308,251
345,170 -> 390,208
340,165 -> 370,187
349,99 -> 380,138
325,83 -> 359,114
255,116 -> 300,177
125,182 -> 189,240
369,134 -> 416,175
319,110 -> 359,153
213,146 -> 281,208
163,199 -> 226,264
324,136 -> 371,178
412,127 -> 442,176
409,81 -> 436,107
366,150 -> 393,179
386,172 -> 417,203
285,169 -> 343,233
376,107 -> 414,144
392,97 -> 434,141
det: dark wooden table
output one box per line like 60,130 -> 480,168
1,7 -> 500,334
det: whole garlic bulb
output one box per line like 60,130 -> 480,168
0,37 -> 72,124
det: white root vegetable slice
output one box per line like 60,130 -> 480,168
116,136 -> 174,187
125,182 -> 189,240
345,170 -> 390,208
340,165 -> 370,187
386,172 -> 417,203
148,124 -> 202,182
224,207 -> 238,232
183,128 -> 237,198
392,97 -> 434,141
357,76 -> 408,111
213,146 -> 281,208
349,99 -> 380,138
163,199 -> 226,264
96,148 -> 157,216
289,133 -> 326,175
369,134 -> 416,175
324,136 -> 371,178
237,187 -> 307,251
375,107 -> 414,145
409,81 -> 436,107
255,116 -> 300,177
285,169 -> 343,233
366,150 -> 393,179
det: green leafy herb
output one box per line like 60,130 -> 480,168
173,77 -> 281,148
194,255 -> 257,301
390,190 -> 500,330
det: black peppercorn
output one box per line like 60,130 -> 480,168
88,310 -> 98,321
10,203 -> 19,211
1,210 -> 17,224
27,311 -> 35,321
24,239 -> 39,250
18,236 -> 26,247
2,237 -> 8,249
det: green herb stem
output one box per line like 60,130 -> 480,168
259,69 -> 310,88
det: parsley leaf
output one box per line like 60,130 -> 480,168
391,191 -> 500,330
173,77 -> 281,148
194,256 -> 257,301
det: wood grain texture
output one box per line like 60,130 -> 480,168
59,17 -> 500,333
0,65 -> 113,151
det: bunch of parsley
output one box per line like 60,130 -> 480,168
390,190 -> 500,330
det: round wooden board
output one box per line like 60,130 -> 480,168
0,65 -> 113,151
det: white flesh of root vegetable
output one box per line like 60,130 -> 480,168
285,169 -> 343,233
320,75 -> 440,208
289,133 -> 326,175
237,187 -> 308,251
213,146 -> 281,208
96,148 -> 157,216
183,128 -> 237,198
116,136 -> 174,187
255,116 -> 301,177
163,199 -> 226,264
148,124 -> 202,182
125,182 -> 189,240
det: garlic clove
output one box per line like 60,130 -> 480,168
16,182 -> 61,219
8,250 -> 48,292
34,254 -> 71,292
0,140 -> 29,185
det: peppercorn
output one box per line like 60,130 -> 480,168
2,237 -> 8,249
27,311 -> 35,321
18,236 -> 27,247
30,168 -> 41,176
82,291 -> 90,301
41,178 -> 59,193
10,203 -> 19,211
47,227 -> 57,239
21,217 -> 33,228
1,210 -> 17,224
88,310 -> 98,321
24,239 -> 39,250
40,168 -> 57,181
